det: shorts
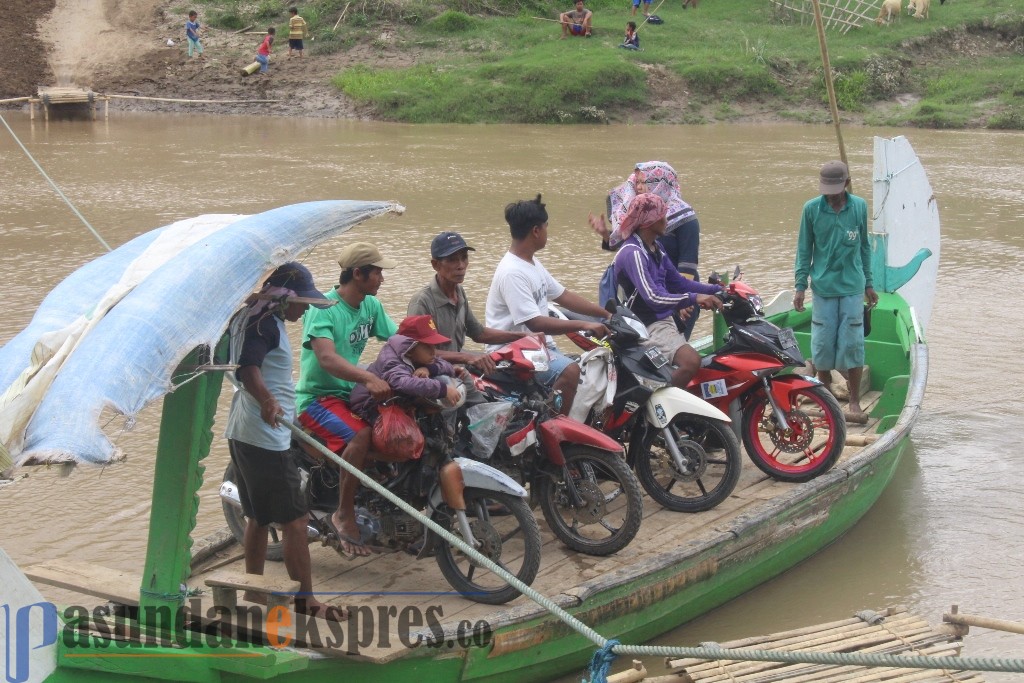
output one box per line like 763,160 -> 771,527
642,317 -> 690,359
298,395 -> 369,453
535,347 -> 576,387
289,38 -> 304,50
810,293 -> 865,371
569,23 -> 585,35
228,440 -> 306,527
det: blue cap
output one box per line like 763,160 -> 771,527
430,231 -> 475,259
264,262 -> 330,308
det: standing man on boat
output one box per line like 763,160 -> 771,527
295,243 -> 398,557
793,161 -> 878,416
485,195 -> 610,416
407,230 -> 537,375
226,262 -> 340,619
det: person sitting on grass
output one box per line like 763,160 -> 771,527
560,0 -> 593,38
620,21 -> 640,49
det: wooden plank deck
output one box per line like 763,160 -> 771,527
39,390 -> 886,664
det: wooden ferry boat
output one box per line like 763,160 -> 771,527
0,136 -> 937,683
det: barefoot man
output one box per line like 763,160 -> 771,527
226,262 -> 341,619
793,161 -> 878,416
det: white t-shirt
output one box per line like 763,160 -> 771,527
485,251 -> 565,350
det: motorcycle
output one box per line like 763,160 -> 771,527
461,335 -> 644,557
551,303 -> 742,513
220,389 -> 542,605
687,268 -> 846,482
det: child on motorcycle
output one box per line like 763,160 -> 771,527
349,314 -> 464,426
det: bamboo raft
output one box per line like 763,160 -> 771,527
606,606 -> 985,683
30,86 -> 109,121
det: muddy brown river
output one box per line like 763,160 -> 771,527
1,115 -> 1022,680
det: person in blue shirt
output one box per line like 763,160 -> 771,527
185,11 -> 203,59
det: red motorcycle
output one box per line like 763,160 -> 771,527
687,269 -> 846,482
461,336 -> 644,556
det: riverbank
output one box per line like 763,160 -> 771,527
3,0 -> 1022,127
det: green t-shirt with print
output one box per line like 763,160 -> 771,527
295,287 -> 397,412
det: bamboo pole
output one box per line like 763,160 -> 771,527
607,659 -> 648,683
943,611 -> 1024,636
0,96 -> 31,104
103,94 -> 281,104
334,2 -> 350,31
233,24 -> 255,34
809,0 -> 850,177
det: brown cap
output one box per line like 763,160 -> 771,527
337,242 -> 397,270
819,160 -> 850,195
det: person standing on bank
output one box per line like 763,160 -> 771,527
225,262 -> 342,619
407,231 -> 538,376
793,161 -> 878,416
287,7 -> 309,59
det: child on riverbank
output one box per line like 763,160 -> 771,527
185,11 -> 203,59
255,27 -> 275,75
288,7 -> 309,58
621,21 -> 640,49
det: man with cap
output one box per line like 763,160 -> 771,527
296,243 -> 399,557
793,161 -> 878,416
486,194 -> 610,417
226,262 -> 343,619
408,231 -> 537,376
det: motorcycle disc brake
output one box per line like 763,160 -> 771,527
566,479 -> 606,525
765,410 -> 814,452
463,519 -> 503,568
655,438 -> 707,481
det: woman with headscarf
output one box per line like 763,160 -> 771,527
590,161 -> 704,338
611,193 -> 723,389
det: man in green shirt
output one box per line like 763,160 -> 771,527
296,242 -> 398,556
793,161 -> 878,416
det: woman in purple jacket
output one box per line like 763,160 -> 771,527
612,194 -> 723,390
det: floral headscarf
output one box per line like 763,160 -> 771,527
617,193 -> 668,241
607,161 -> 695,247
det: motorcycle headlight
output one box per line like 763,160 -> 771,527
636,374 -> 668,391
523,348 -> 550,373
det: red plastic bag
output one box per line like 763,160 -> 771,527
372,404 -> 424,460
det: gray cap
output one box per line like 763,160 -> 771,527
819,160 -> 849,195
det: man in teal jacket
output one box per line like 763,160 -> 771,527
793,161 -> 879,415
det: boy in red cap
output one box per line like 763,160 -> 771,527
349,315 -> 463,425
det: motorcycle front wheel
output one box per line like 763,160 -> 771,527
433,489 -> 541,605
741,384 -> 846,482
222,462 -> 285,561
537,446 -> 643,556
635,416 -> 742,513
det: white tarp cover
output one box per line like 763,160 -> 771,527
0,200 -> 403,469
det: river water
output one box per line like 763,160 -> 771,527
1,115 -> 1022,680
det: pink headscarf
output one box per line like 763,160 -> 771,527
617,193 -> 667,241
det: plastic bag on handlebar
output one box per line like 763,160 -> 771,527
465,401 -> 515,457
372,403 -> 424,460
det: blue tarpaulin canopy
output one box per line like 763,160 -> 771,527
0,200 -> 404,469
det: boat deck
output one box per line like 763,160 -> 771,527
28,388 -> 886,664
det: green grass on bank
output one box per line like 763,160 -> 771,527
191,0 -> 1024,127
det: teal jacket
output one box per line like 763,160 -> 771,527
794,192 -> 873,298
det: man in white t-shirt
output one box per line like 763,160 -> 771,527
485,194 -> 610,415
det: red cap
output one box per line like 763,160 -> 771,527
397,315 -> 451,345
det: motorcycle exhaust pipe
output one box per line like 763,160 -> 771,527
220,480 -> 321,541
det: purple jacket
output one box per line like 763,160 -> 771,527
613,234 -> 720,326
349,335 -> 456,421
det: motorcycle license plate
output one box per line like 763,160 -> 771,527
644,346 -> 670,368
778,327 -> 798,350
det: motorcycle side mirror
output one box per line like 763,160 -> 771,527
708,271 -> 722,285
732,265 -> 742,281
604,299 -> 618,314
